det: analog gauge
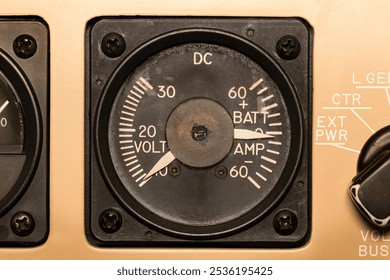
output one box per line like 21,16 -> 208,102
94,29 -> 304,238
0,18 -> 49,246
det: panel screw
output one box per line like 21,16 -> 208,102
246,28 -> 255,38
276,35 -> 301,60
96,78 -> 104,87
273,209 -> 298,235
145,231 -> 153,238
13,34 -> 37,59
214,166 -> 228,179
11,212 -> 35,236
99,209 -> 123,233
169,163 -> 181,177
101,33 -> 126,58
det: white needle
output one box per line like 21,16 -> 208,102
234,129 -> 274,140
143,151 -> 176,180
0,100 -> 9,114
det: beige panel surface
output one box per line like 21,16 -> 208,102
1,0 -> 390,259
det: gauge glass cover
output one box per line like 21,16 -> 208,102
101,39 -> 301,236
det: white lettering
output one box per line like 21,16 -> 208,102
234,143 -> 265,155
361,230 -> 370,242
317,116 -> 347,128
366,72 -> 390,84
359,245 -> 389,257
315,129 -> 348,142
352,72 -> 361,84
233,111 -> 260,124
332,93 -> 361,106
352,72 -> 390,84
360,230 -> 390,242
0,118 -> 7,127
359,245 -> 367,257
193,52 -> 212,65
133,141 -> 167,154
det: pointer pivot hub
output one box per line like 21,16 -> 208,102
166,98 -> 234,168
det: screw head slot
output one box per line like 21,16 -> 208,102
11,212 -> 35,236
276,35 -> 301,60
13,34 -> 37,59
101,33 -> 126,58
99,209 -> 123,233
273,209 -> 298,235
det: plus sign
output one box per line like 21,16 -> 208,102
239,100 -> 249,109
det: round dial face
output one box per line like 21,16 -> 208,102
0,73 -> 24,154
98,33 -> 303,237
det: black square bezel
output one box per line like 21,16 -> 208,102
0,17 -> 49,247
86,17 -> 312,248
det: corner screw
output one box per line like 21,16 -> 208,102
101,33 -> 126,58
99,209 -> 123,233
273,209 -> 298,235
11,212 -> 35,236
276,35 -> 301,60
13,34 -> 37,59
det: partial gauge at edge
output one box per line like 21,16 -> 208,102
0,18 -> 49,246
0,49 -> 41,217
95,29 -> 304,238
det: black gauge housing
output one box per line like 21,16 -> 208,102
86,17 -> 312,247
0,17 -> 49,246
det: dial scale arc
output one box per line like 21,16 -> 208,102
118,76 -> 154,185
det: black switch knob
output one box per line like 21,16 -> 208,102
349,126 -> 390,228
